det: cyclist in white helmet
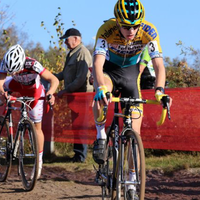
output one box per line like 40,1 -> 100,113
0,44 -> 59,179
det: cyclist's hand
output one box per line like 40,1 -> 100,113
155,92 -> 172,108
155,91 -> 168,102
93,85 -> 108,108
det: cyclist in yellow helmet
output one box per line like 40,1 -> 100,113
92,0 -> 172,198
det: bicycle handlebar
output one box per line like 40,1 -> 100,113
7,95 -> 51,113
97,93 -> 171,126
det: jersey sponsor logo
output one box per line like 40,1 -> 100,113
141,23 -> 157,40
100,26 -> 118,39
110,43 -> 145,55
25,61 -> 33,68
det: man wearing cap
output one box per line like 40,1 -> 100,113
55,28 -> 93,163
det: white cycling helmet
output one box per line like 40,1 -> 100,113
3,44 -> 25,74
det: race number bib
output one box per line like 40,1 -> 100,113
148,41 -> 162,58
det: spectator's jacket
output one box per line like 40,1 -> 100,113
55,43 -> 93,92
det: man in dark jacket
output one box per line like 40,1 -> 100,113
55,28 -> 93,163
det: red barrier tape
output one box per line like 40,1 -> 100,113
1,87 -> 200,151
43,87 -> 200,151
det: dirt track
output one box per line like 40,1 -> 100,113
1,164 -> 200,200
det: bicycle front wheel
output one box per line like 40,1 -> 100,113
0,116 -> 12,182
116,129 -> 146,200
18,119 -> 39,191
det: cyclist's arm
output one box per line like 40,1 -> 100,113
152,57 -> 166,89
93,54 -> 106,88
152,57 -> 172,107
0,73 -> 6,94
41,69 -> 59,105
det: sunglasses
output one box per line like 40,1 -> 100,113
120,24 -> 140,30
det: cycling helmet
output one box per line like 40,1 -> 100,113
114,0 -> 145,26
3,44 -> 25,74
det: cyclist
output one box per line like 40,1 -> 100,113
0,44 -> 59,179
92,0 -> 171,199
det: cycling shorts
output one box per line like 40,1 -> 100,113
4,76 -> 45,123
103,60 -> 143,112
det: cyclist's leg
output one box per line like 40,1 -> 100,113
34,122 -> 43,178
28,85 -> 45,178
120,64 -> 144,198
93,73 -> 113,164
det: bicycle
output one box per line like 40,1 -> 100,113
94,92 -> 170,200
0,94 -> 51,191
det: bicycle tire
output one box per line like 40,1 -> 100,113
18,119 -> 39,191
101,126 -> 114,200
0,116 -> 12,182
116,128 -> 146,200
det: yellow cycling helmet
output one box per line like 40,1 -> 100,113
114,0 -> 145,26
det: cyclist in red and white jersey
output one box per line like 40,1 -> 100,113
92,0 -> 172,198
0,44 -> 59,179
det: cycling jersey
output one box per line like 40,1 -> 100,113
0,57 -> 46,123
0,57 -> 45,89
93,18 -> 163,68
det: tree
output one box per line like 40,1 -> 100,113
164,47 -> 200,88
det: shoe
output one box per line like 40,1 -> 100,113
93,139 -> 106,164
126,189 -> 139,200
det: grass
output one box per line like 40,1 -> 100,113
44,142 -> 200,174
145,152 -> 200,175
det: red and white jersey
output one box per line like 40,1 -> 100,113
0,57 -> 46,89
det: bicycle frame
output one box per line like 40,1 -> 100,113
0,95 -> 49,190
0,97 -> 31,159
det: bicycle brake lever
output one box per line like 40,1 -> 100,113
166,103 -> 171,120
161,96 -> 171,120
105,92 -> 111,102
47,94 -> 53,110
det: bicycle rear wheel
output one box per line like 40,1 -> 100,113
116,129 -> 146,200
0,116 -> 12,182
18,119 -> 39,191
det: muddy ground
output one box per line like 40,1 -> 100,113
1,163 -> 200,200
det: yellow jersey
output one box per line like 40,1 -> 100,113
93,18 -> 163,68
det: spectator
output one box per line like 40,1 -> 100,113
54,28 -> 93,163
